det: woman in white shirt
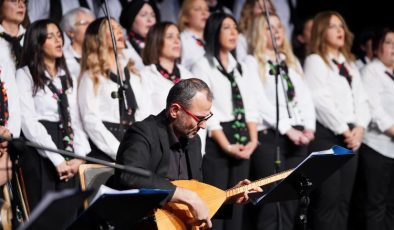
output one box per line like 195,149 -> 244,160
141,22 -> 193,115
141,22 -> 207,156
119,0 -> 160,71
16,19 -> 91,212
304,11 -> 370,230
61,7 -> 94,79
245,13 -> 315,230
191,13 -> 258,230
78,18 -> 152,162
359,28 -> 394,230
178,0 -> 210,71
0,0 -> 29,138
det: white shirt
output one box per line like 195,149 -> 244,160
191,54 -> 259,132
304,53 -> 371,135
0,25 -> 24,137
244,55 -> 315,134
124,40 -> 145,71
180,29 -> 206,71
78,68 -> 152,159
64,44 -> 81,80
0,64 -> 21,137
141,64 -> 194,115
355,56 -> 371,70
361,59 -> 394,158
16,66 -> 91,166
236,33 -> 248,62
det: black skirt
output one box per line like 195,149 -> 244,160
19,120 -> 78,213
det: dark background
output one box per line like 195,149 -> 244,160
296,0 -> 394,37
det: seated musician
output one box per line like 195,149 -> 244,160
112,78 -> 260,228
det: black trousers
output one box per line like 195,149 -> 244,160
202,121 -> 251,230
19,121 -> 78,218
357,144 -> 394,230
244,129 -> 308,230
308,122 -> 358,230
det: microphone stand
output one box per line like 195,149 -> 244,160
258,1 -> 293,230
0,135 -> 151,177
100,0 -> 128,138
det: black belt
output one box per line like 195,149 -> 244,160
103,121 -> 129,141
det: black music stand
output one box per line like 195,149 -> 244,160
17,189 -> 92,230
249,145 -> 355,229
67,188 -> 169,230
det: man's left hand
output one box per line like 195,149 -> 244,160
228,179 -> 263,204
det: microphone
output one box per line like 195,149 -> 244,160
111,85 -> 126,99
111,91 -> 119,99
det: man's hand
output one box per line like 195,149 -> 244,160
228,179 -> 263,204
172,187 -> 212,228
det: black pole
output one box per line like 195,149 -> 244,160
258,0 -> 294,229
0,135 -> 151,177
100,0 -> 127,138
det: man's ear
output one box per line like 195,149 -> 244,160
169,103 -> 181,119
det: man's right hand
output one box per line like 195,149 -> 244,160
172,187 -> 212,228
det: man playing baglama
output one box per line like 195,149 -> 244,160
112,78 -> 260,228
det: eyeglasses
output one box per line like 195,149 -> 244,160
6,0 -> 26,4
179,105 -> 213,126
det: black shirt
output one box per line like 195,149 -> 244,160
166,125 -> 189,181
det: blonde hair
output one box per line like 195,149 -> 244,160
239,0 -> 275,34
309,11 -> 355,65
178,0 -> 207,32
178,0 -> 193,32
239,0 -> 275,55
249,14 -> 301,81
79,18 -> 139,95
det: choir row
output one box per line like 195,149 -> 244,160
0,0 -> 393,230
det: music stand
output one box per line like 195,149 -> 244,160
17,189 -> 92,230
249,145 -> 355,229
67,188 -> 169,230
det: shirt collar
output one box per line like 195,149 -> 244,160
68,44 -> 81,59
44,68 -> 66,81
328,52 -> 346,65
0,24 -> 25,37
167,124 -> 189,150
214,52 -> 238,73
374,58 -> 394,73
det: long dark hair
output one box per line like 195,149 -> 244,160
142,21 -> 178,65
20,19 -> 72,95
203,12 -> 238,66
